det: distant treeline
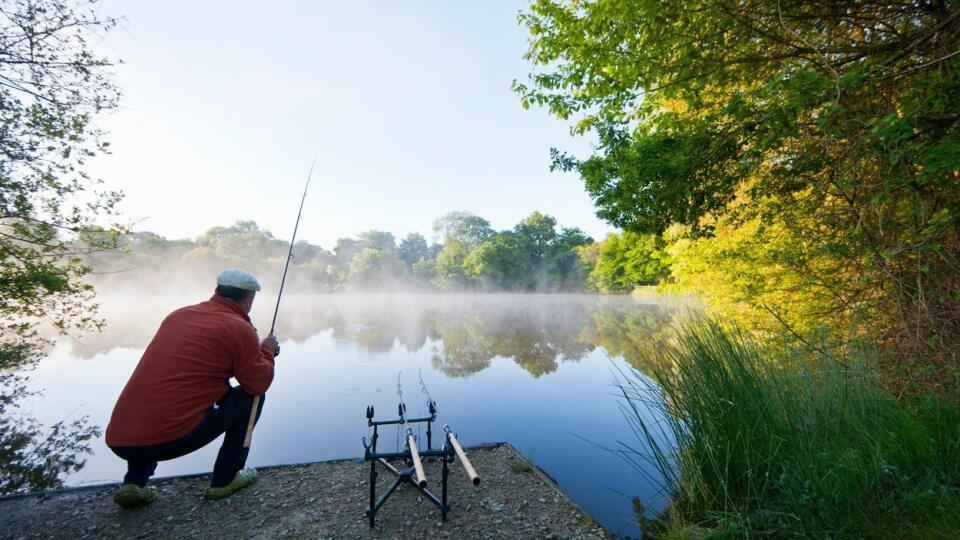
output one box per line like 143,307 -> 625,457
89,211 -> 663,293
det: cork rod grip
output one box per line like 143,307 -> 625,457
242,395 -> 260,449
407,434 -> 427,488
447,432 -> 480,485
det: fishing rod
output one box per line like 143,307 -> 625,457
418,370 -> 480,485
268,158 -> 315,337
242,159 -> 315,449
361,373 -> 480,526
397,373 -> 428,488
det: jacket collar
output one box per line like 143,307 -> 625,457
209,294 -> 251,322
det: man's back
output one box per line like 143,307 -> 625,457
106,295 -> 274,447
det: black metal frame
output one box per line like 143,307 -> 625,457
362,402 -> 455,528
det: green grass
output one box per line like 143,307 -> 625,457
617,320 -> 960,538
511,450 -> 535,474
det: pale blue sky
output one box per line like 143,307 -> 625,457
90,1 -> 610,248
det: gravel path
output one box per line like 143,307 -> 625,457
1,444 -> 610,539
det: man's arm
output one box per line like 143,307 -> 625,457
233,328 -> 276,396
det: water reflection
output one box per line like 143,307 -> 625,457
71,293 -> 685,378
1,372 -> 100,494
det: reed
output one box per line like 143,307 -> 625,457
617,319 -> 960,537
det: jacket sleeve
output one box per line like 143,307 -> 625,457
232,324 -> 275,396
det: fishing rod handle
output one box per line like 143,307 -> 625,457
407,434 -> 427,488
446,431 -> 480,486
242,395 -> 260,448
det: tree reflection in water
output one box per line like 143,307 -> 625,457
254,294 -> 684,377
273,294 -> 687,378
64,293 -> 690,379
1,365 -> 99,495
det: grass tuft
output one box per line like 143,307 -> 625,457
618,319 -> 960,537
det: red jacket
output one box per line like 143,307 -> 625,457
106,295 -> 275,447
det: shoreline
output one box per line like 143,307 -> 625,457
1,443 -> 611,539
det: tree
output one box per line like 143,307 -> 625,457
1,0 -> 123,365
465,232 -> 532,290
513,211 -> 557,264
433,211 -> 494,246
341,231 -> 403,287
357,230 -> 398,253
587,232 -> 669,293
511,212 -> 593,290
517,0 -> 960,365
291,239 -> 326,261
433,239 -> 474,289
0,0 -> 121,494
346,247 -> 407,287
333,237 -> 361,272
196,220 -> 286,266
547,226 -> 593,290
398,232 -> 429,268
412,258 -> 437,283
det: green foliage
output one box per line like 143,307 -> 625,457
460,213 -> 594,291
398,232 -> 429,268
347,247 -> 406,287
411,258 -> 437,282
96,212 -> 598,293
518,0 -> 960,371
196,221 -> 286,266
465,232 -> 532,289
584,232 -> 670,292
433,239 -> 474,289
548,226 -> 594,290
0,0 -> 121,494
357,230 -> 398,254
333,237 -> 361,268
433,211 -> 494,246
618,321 -> 960,537
1,0 -> 124,363
514,211 -> 557,262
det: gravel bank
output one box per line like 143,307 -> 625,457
1,444 -> 610,539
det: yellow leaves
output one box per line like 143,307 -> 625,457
663,214 -> 865,343
659,98 -> 688,114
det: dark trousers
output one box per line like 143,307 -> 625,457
110,386 -> 265,488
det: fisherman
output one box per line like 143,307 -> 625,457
105,269 -> 279,508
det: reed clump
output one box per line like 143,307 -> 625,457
619,320 -> 960,537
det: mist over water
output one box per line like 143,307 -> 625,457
25,290 -> 690,537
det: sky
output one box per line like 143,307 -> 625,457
89,1 -> 611,248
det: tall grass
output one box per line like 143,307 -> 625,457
618,320 -> 960,537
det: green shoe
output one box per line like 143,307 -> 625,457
112,483 -> 157,509
203,468 -> 258,500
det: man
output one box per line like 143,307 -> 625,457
106,269 -> 278,508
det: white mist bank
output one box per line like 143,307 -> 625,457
53,291 -> 692,365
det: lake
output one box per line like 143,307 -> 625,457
20,293 -> 686,537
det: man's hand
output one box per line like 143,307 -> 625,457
262,334 -> 279,357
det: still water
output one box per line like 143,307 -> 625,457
23,293 -> 685,537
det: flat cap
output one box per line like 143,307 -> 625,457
216,269 -> 261,292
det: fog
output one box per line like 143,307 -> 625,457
64,290 -> 692,379
81,211 -> 605,298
